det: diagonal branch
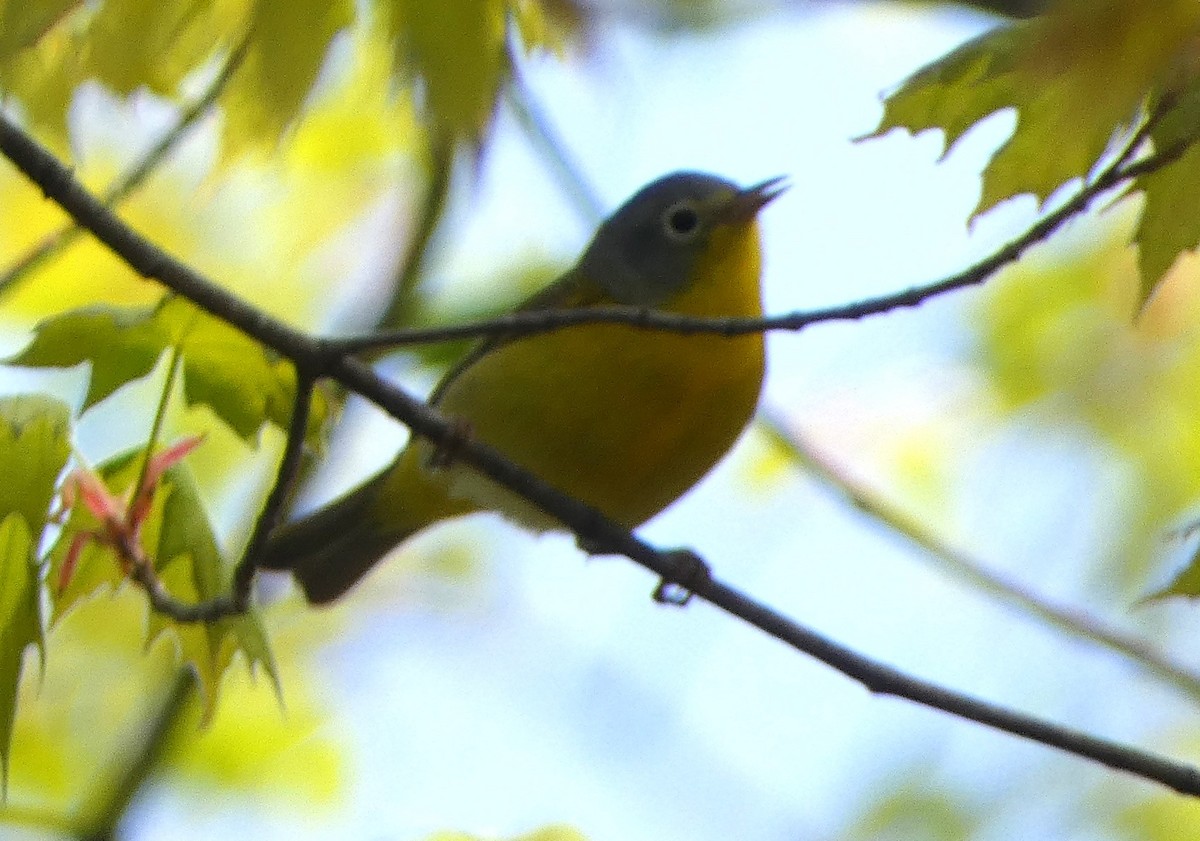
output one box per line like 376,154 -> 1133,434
761,413 -> 1200,704
5,111 -> 1200,798
0,37 -> 250,298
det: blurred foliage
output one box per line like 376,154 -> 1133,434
970,211 -> 1200,592
11,296 -> 331,446
0,396 -> 71,791
841,781 -> 984,841
1118,789 -> 1200,841
43,446 -> 278,716
4,588 -> 344,831
428,826 -> 590,841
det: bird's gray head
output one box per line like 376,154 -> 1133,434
577,171 -> 785,306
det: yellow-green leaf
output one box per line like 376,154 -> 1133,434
867,26 -> 1024,158
222,0 -> 354,153
1131,78 -> 1200,306
146,465 -> 279,719
868,1 -> 1200,218
9,302 -> 167,409
0,0 -> 78,60
0,394 -> 72,790
86,0 -> 244,96
46,447 -> 278,720
396,0 -> 507,143
0,20 -> 84,146
0,515 -> 37,793
10,298 -> 328,445
0,395 -> 72,529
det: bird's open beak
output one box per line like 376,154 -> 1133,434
720,175 -> 789,223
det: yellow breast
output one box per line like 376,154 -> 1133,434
427,219 -> 766,529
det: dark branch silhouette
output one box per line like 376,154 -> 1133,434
324,121 -> 1184,356
5,108 -> 1200,797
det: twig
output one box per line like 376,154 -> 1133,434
760,413 -> 1200,704
77,670 -> 194,841
504,46 -> 604,224
5,111 -> 1200,796
232,373 -> 316,607
0,38 -> 250,298
374,140 -> 456,334
325,105 -> 1191,356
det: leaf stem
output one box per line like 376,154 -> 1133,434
133,343 -> 183,506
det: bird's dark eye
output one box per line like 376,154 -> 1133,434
662,202 -> 700,241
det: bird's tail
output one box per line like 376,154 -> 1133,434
258,470 -> 409,604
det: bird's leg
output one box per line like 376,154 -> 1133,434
575,535 -> 616,557
575,538 -> 711,606
426,417 -> 474,470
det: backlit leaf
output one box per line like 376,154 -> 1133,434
146,465 -> 279,719
46,448 -> 278,720
868,1 -> 1200,218
0,516 -> 37,793
10,297 -> 328,445
395,0 -> 508,143
9,303 -> 166,410
0,0 -> 78,61
222,0 -> 354,154
0,395 -> 72,789
1130,78 -> 1200,306
86,0 -> 244,96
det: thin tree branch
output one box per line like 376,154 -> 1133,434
374,140 -> 456,335
77,670 -> 194,841
760,413 -> 1200,704
0,38 -> 249,298
504,46 -> 605,224
233,373 -> 316,607
5,112 -> 1200,797
326,108 -> 1189,356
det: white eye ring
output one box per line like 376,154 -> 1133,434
661,201 -> 701,242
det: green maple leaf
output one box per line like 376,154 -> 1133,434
867,0 -> 1200,292
146,466 -> 279,720
9,297 -> 328,445
0,0 -> 77,61
0,395 -> 72,790
1129,78 -> 1200,306
222,0 -> 355,154
48,448 -> 279,720
388,0 -> 508,144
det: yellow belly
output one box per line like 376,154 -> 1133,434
434,321 -> 764,527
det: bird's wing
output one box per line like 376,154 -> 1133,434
429,268 -> 607,405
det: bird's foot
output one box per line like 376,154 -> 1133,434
575,535 -> 615,557
653,548 -> 711,607
426,418 -> 474,470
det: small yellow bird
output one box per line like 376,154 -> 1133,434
262,171 -> 784,603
